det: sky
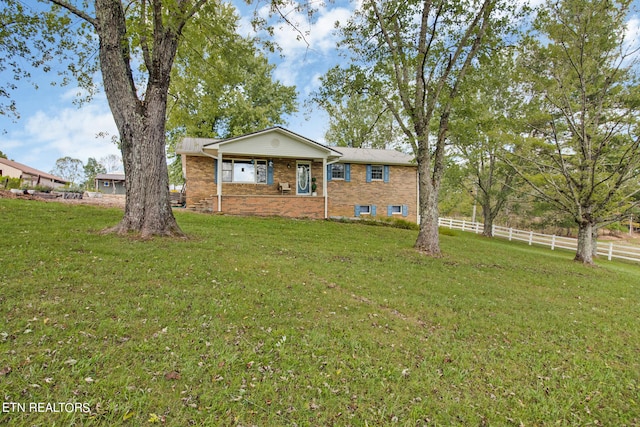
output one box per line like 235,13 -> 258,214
0,0 -> 355,174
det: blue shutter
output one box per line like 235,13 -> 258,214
383,165 -> 390,183
387,205 -> 393,216
326,164 -> 332,182
371,205 -> 377,216
354,205 -> 361,217
366,165 -> 372,182
345,164 -> 351,182
402,204 -> 408,217
213,159 -> 218,184
267,160 -> 274,185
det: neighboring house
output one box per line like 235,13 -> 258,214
0,157 -> 68,188
95,173 -> 126,195
176,127 -> 418,222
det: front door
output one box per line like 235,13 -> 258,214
297,162 -> 311,195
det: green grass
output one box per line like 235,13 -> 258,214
1,198 -> 639,426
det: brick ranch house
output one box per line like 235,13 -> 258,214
176,127 -> 418,223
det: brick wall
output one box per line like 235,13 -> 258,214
222,195 -> 325,219
327,164 -> 418,223
185,156 -> 215,207
185,155 -> 417,222
185,156 -> 327,207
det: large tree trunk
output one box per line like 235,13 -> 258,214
111,91 -> 183,237
95,0 -> 183,238
414,150 -> 441,256
574,221 -> 594,264
482,205 -> 494,237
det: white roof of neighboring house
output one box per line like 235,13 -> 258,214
334,146 -> 415,166
0,157 -> 69,183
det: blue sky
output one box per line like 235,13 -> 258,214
0,1 -> 355,174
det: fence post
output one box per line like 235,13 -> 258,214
551,235 -> 556,250
492,224 -> 495,236
509,228 -> 513,241
608,242 -> 613,261
528,231 -> 533,245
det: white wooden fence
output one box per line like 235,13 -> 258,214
438,218 -> 640,264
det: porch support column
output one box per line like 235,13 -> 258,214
323,157 -> 328,219
217,151 -> 222,212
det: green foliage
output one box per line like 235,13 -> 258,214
50,156 -> 84,186
1,177 -> 21,189
309,66 -> 406,149
2,200 -> 639,425
516,0 -> 640,226
164,2 -> 297,186
83,157 -> 106,191
166,3 -> 297,141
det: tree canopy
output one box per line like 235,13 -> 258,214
512,0 -> 640,264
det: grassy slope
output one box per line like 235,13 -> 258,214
0,199 -> 639,426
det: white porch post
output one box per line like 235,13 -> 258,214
217,151 -> 222,212
323,157 -> 328,218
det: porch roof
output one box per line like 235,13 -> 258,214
177,127 -> 343,162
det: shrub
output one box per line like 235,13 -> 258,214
1,177 -> 22,190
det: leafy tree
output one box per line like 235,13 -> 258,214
166,4 -> 297,140
0,150 -> 7,159
83,157 -> 106,190
1,0 -> 52,119
449,49 -> 524,236
512,0 -> 640,264
98,154 -> 123,173
51,156 -> 84,185
165,4 -> 297,185
310,66 -> 405,149
333,0 -> 518,255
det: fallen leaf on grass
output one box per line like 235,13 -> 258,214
164,371 -> 181,380
0,366 -> 11,377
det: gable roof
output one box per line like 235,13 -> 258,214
177,127 -> 343,160
0,157 -> 69,183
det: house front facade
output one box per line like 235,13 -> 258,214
176,127 -> 418,223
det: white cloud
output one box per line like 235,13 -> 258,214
2,96 -> 120,173
260,2 -> 354,86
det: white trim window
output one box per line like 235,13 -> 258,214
222,159 -> 267,183
370,165 -> 384,181
390,205 -> 402,215
331,163 -> 345,180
